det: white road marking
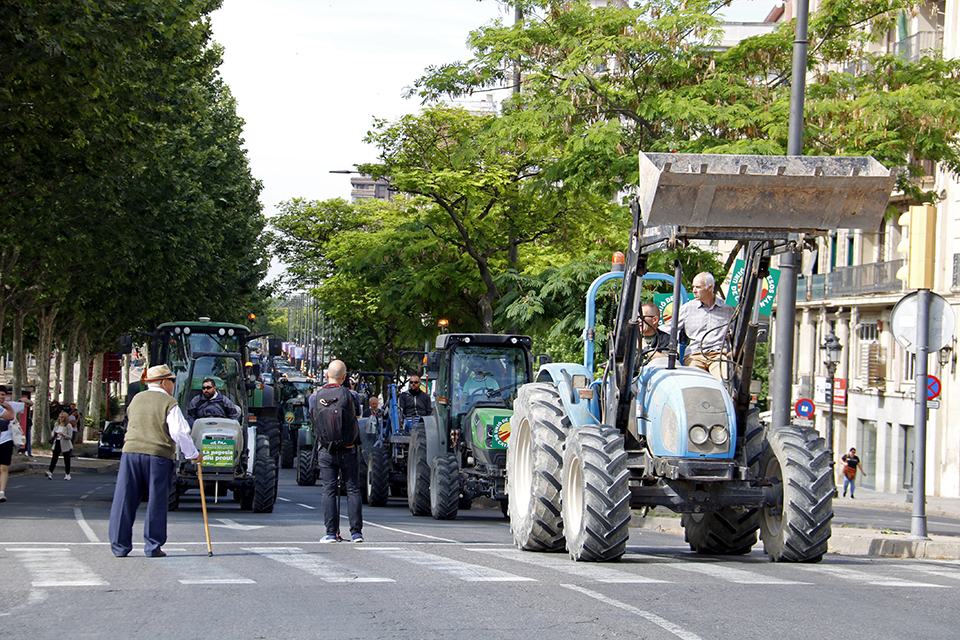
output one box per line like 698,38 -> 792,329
8,548 -> 108,587
798,564 -> 950,588
469,547 -> 668,583
296,503 -> 316,510
158,555 -> 256,585
245,547 -> 393,582
277,497 -> 291,502
0,588 -> 48,617
664,561 -> 808,585
900,565 -> 960,581
209,518 -> 265,531
74,507 -> 100,543
363,547 -> 534,582
561,584 -> 703,640
354,519 -> 458,543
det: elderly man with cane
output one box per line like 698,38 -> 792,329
109,365 -> 203,558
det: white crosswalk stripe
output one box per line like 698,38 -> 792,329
8,548 -> 108,587
628,553 -> 809,585
362,547 -> 535,582
159,555 -> 256,585
469,547 -> 668,583
901,564 -> 960,581
797,564 -> 950,588
245,547 -> 393,583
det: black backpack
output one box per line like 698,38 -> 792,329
312,384 -> 357,451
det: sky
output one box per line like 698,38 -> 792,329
209,0 -> 775,280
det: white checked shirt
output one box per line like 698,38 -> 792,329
676,297 -> 735,355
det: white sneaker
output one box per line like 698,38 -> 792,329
44,470 -> 53,479
0,491 -> 6,502
64,474 -> 72,481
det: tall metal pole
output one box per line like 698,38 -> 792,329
910,289 -> 931,539
771,0 -> 810,429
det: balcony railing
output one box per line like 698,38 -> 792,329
897,31 -> 942,63
797,260 -> 905,302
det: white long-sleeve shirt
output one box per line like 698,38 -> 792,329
146,386 -> 199,459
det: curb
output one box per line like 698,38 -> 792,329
630,514 -> 960,560
8,457 -> 119,475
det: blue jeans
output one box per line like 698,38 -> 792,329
318,446 -> 362,537
843,474 -> 856,496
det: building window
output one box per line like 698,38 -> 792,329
858,322 -> 879,341
903,351 -> 915,382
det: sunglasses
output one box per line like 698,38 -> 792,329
410,381 -> 420,385
202,385 -> 214,390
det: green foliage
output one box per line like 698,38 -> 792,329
0,0 -> 267,355
415,0 -> 960,201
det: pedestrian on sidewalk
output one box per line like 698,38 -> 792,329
0,385 -> 20,503
841,447 -> 865,498
46,411 -> 74,480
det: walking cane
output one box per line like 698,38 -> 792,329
196,462 -> 213,556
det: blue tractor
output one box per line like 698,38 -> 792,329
507,152 -> 897,562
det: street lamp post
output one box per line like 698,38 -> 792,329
820,327 -> 842,458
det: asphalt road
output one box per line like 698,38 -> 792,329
3,468 -> 960,640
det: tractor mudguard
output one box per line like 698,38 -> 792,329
531,362 -> 600,430
422,414 -> 441,461
298,427 -> 313,449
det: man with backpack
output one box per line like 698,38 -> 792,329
312,359 -> 363,543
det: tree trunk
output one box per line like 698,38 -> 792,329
88,353 -> 104,440
63,324 -> 79,405
32,305 -> 58,448
77,331 -> 91,441
53,348 -> 62,403
12,311 -> 25,397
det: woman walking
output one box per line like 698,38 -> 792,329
46,411 -> 74,480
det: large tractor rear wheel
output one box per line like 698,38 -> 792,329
407,422 -> 430,516
297,446 -> 317,487
367,446 -> 390,506
759,425 -> 833,562
682,508 -> 759,555
430,453 -> 460,520
561,425 -> 630,562
252,434 -> 278,513
507,383 -> 569,552
257,414 -> 281,461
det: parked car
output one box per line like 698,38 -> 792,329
98,421 -> 126,459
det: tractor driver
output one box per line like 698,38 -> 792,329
186,378 -> 241,427
460,357 -> 501,402
639,303 -> 671,360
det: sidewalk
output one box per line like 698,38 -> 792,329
632,486 -> 960,561
8,444 -> 119,475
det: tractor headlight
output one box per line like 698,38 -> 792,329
689,424 -> 709,446
709,424 -> 729,446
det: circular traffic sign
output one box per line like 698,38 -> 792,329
927,375 -> 941,401
795,398 -> 815,419
891,291 -> 956,353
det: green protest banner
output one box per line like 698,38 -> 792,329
725,259 -> 780,316
201,438 -> 235,467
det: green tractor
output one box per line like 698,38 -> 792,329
149,319 -> 284,513
408,333 -> 534,519
277,374 -> 316,470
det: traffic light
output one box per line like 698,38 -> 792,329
896,204 -> 936,290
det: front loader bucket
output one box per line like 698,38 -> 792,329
637,153 -> 897,232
